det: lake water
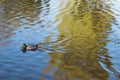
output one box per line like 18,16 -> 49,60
0,0 -> 120,80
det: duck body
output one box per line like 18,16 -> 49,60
26,44 -> 38,51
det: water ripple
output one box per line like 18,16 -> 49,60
0,0 -> 120,80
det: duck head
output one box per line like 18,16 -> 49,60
21,43 -> 27,52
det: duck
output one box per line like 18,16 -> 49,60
21,38 -> 69,52
21,43 -> 38,52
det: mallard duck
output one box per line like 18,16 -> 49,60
21,43 -> 38,52
21,38 -> 69,52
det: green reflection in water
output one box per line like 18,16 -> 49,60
43,0 -> 115,80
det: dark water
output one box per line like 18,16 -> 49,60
0,0 -> 120,80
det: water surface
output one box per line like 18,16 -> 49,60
0,0 -> 120,80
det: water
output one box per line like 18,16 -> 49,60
0,0 -> 120,80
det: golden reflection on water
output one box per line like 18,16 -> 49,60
43,0 -> 115,80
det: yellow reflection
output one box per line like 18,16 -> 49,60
44,0 -> 114,80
